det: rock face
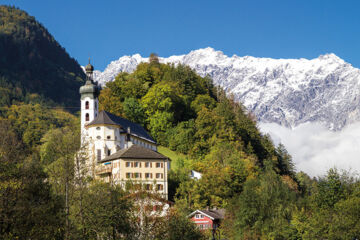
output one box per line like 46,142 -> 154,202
92,47 -> 360,131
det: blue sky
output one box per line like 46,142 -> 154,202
2,0 -> 360,70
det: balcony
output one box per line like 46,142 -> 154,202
96,164 -> 112,175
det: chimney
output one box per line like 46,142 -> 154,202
126,127 -> 132,148
126,127 -> 131,142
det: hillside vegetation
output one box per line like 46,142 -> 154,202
99,55 -> 360,239
1,6 -> 360,240
0,6 -> 85,107
99,54 -> 296,202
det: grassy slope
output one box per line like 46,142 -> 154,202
157,146 -> 186,171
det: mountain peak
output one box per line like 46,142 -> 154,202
91,48 -> 359,130
318,53 -> 345,63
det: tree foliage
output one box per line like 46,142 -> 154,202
0,6 -> 85,107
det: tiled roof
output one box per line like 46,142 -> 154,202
188,208 -> 226,220
201,209 -> 225,219
99,144 -> 168,163
87,111 -> 155,143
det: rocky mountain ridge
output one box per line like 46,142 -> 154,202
92,48 -> 360,130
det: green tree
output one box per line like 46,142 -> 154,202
166,120 -> 196,154
80,181 -> 134,240
224,168 -> 297,240
154,208 -> 205,240
329,192 -> 360,239
315,168 -> 346,209
149,53 -> 160,65
40,126 -> 80,239
123,97 -> 146,126
0,120 -> 63,239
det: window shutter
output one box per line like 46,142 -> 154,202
150,162 -> 152,168
131,162 -> 133,167
151,173 -> 153,178
161,163 -> 163,168
140,162 -> 142,168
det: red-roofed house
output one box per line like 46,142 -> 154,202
188,208 -> 225,231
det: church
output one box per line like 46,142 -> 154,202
79,61 -> 170,200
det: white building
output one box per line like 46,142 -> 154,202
79,61 -> 170,199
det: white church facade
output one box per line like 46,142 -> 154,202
79,61 -> 169,199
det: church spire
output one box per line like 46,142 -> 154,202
80,59 -> 99,145
85,58 -> 94,83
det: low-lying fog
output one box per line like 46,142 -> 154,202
260,122 -> 360,177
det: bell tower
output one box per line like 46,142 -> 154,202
79,59 -> 99,143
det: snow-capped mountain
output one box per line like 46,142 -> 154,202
92,47 -> 360,131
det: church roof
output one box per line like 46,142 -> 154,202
87,111 -> 156,143
99,144 -> 168,163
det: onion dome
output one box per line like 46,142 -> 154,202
79,81 -> 98,95
85,62 -> 94,74
80,58 -> 99,98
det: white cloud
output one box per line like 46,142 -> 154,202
259,122 -> 360,177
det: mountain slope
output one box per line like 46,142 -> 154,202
0,6 -> 85,107
93,48 -> 360,130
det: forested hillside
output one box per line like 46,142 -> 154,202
99,54 -> 297,205
99,55 -> 360,239
1,5 -> 360,239
0,6 -> 85,107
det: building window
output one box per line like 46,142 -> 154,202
96,136 -> 101,140
145,173 -> 152,179
156,184 -> 163,191
107,149 -> 111,156
95,102 -> 97,110
85,113 -> 89,122
145,162 -> 152,168
133,173 -> 141,178
156,162 -> 163,168
134,162 -> 141,168
96,127 -> 101,130
156,173 -> 163,179
195,214 -> 204,219
107,136 -> 111,140
145,184 -> 151,190
97,149 -> 101,161
85,101 -> 89,109
126,173 -> 131,178
126,162 -> 131,168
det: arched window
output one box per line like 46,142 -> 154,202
85,101 -> 89,109
85,113 -> 89,121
